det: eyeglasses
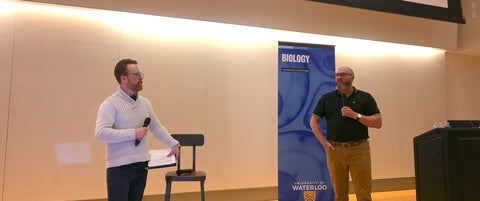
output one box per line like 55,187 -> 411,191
127,72 -> 144,79
335,73 -> 352,77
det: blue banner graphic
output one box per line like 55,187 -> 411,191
278,42 -> 335,201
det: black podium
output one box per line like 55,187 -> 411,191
413,128 -> 480,201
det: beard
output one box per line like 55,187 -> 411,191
128,81 -> 143,92
337,80 -> 352,91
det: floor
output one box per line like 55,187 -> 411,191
82,177 -> 416,201
152,189 -> 417,201
269,190 -> 416,201
348,190 -> 416,201
83,188 -> 416,201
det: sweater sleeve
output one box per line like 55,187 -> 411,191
95,100 -> 136,143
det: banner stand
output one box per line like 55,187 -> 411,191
278,41 -> 335,201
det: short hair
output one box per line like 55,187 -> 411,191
114,59 -> 138,84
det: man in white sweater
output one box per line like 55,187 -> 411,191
96,59 -> 180,201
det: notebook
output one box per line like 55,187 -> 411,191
148,149 -> 177,169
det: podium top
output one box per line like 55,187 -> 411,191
447,120 -> 480,128
414,127 -> 480,143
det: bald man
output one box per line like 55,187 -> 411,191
310,66 -> 382,201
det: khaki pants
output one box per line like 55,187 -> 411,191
326,141 -> 372,201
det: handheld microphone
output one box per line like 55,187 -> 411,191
176,169 -> 193,175
135,117 -> 151,146
341,93 -> 347,119
142,117 -> 151,127
341,93 -> 347,106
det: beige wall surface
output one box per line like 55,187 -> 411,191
0,5 -> 15,201
446,53 -> 480,119
1,1 -> 478,201
457,0 -> 480,55
204,40 -> 279,189
335,49 -> 448,178
22,0 -> 459,50
3,4 -> 122,201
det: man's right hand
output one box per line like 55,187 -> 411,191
321,140 -> 335,151
135,127 -> 148,139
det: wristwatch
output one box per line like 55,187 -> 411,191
356,113 -> 362,121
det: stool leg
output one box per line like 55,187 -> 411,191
165,180 -> 172,201
200,180 -> 205,201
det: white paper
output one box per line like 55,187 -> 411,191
148,149 -> 176,168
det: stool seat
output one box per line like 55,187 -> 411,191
165,170 -> 206,181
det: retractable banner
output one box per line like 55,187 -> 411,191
278,42 -> 335,201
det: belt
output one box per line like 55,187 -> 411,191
330,139 -> 368,148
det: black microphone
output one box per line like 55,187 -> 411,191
135,117 -> 151,146
341,93 -> 347,119
176,169 -> 193,175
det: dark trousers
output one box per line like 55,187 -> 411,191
107,161 -> 149,201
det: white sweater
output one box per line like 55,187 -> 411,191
95,87 -> 179,168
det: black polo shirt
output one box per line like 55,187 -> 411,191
312,87 -> 380,142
